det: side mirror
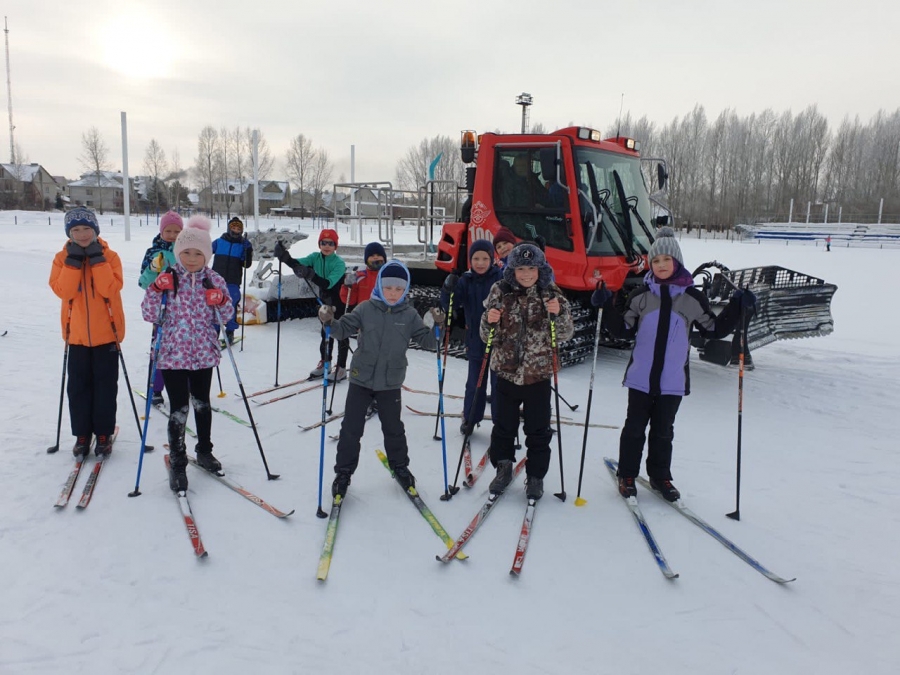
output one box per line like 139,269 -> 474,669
654,215 -> 669,227
656,164 -> 668,191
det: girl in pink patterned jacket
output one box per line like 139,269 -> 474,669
141,216 -> 233,491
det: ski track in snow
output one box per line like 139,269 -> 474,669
1,212 -> 899,674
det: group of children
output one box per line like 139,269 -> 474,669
51,209 -> 754,506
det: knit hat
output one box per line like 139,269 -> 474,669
379,263 -> 409,288
502,242 -> 553,290
469,239 -> 495,262
319,228 -> 339,246
364,241 -> 387,263
492,226 -> 516,249
647,226 -> 684,266
228,216 -> 244,231
174,215 -> 214,265
159,210 -> 184,235
64,207 -> 100,237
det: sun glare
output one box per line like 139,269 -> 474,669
100,14 -> 178,79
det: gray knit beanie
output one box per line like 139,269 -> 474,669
647,226 -> 683,265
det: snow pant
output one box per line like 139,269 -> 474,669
335,383 -> 408,474
489,377 -> 552,479
462,351 -> 497,427
617,388 -> 682,480
67,343 -> 119,438
225,283 -> 241,332
162,368 -> 214,456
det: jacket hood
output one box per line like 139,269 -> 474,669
371,259 -> 411,306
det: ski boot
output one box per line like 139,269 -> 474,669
72,435 -> 91,457
489,459 -> 513,495
332,470 -> 352,498
649,477 -> 680,502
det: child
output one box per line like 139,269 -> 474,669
141,216 -> 234,491
317,260 -> 444,498
492,226 -> 516,268
49,207 -> 125,457
439,239 -> 503,435
139,210 -> 183,405
274,228 -> 346,378
333,241 -> 387,382
592,226 -> 756,501
211,216 -> 253,344
480,243 -> 573,501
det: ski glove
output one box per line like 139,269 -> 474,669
295,264 -> 314,280
591,281 -> 613,307
344,268 -> 359,286
84,240 -> 106,266
429,307 -> 446,326
273,240 -> 292,264
442,273 -> 459,294
151,272 -> 174,292
64,242 -> 86,268
318,304 -> 335,326
205,288 -> 228,307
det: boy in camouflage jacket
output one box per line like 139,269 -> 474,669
479,243 -> 573,500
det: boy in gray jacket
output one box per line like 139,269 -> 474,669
317,260 -> 444,498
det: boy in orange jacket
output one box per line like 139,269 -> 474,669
49,207 -> 125,457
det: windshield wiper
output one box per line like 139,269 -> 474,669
612,170 -> 644,260
586,164 -> 636,261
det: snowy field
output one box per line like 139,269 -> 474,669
1,211 -> 898,675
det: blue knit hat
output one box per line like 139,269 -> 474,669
64,207 -> 100,237
364,241 -> 387,263
469,239 -> 495,263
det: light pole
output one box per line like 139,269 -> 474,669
516,93 -> 533,133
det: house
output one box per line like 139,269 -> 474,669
0,163 -> 60,209
197,178 -> 292,215
67,171 -> 137,213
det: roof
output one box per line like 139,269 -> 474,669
0,163 -> 52,182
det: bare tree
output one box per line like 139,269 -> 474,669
395,135 -> 466,214
310,148 -> 334,215
143,139 -> 169,214
285,134 -> 315,214
79,126 -> 111,214
194,126 -> 221,214
166,148 -> 187,210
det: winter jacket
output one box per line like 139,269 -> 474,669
479,280 -> 574,386
292,250 -> 346,305
603,272 -> 741,396
138,234 -> 177,289
329,261 -> 436,391
49,238 -> 125,347
440,264 -> 504,355
339,267 -> 378,307
140,264 -> 234,371
211,231 -> 253,285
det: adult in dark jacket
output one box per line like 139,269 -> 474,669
211,216 -> 253,342
439,239 -> 503,434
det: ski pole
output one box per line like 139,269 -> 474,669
550,384 -> 579,412
549,312 -> 566,502
274,260 -> 282,386
727,304 -> 747,522
327,289 -> 353,415
316,324 -> 332,518
240,247 -> 247,352
215,365 -> 226,398
103,298 -> 154,452
433,291 -> 454,440
129,292 -> 168,497
47,300 -> 73,454
574,308 -> 603,506
433,324 -> 451,499
443,325 -> 494,500
206,278 -> 279,481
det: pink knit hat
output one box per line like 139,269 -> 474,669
174,215 -> 214,265
159,210 -> 184,235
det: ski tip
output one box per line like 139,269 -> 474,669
280,509 -> 296,518
574,496 -> 587,507
198,551 -> 209,559
509,570 -> 520,578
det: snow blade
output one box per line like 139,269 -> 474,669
694,262 -> 837,350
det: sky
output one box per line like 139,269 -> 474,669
6,0 -> 900,186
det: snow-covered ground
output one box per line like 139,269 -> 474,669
1,211 -> 897,675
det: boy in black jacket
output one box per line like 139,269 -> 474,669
211,216 -> 253,343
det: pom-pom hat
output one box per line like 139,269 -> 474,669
65,207 -> 100,237
647,226 -> 683,266
174,215 -> 214,265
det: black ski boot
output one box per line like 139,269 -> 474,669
332,470 -> 352,498
195,446 -> 222,473
72,435 -> 91,457
649,477 -> 680,502
489,459 -> 513,495
525,475 -> 544,501
393,465 -> 416,491
168,444 -> 189,492
618,475 -> 637,498
151,391 -> 165,406
95,434 -> 113,457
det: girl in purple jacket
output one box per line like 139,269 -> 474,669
592,227 -> 755,502
141,216 -> 234,491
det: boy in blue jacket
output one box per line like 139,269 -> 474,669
211,216 -> 253,344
